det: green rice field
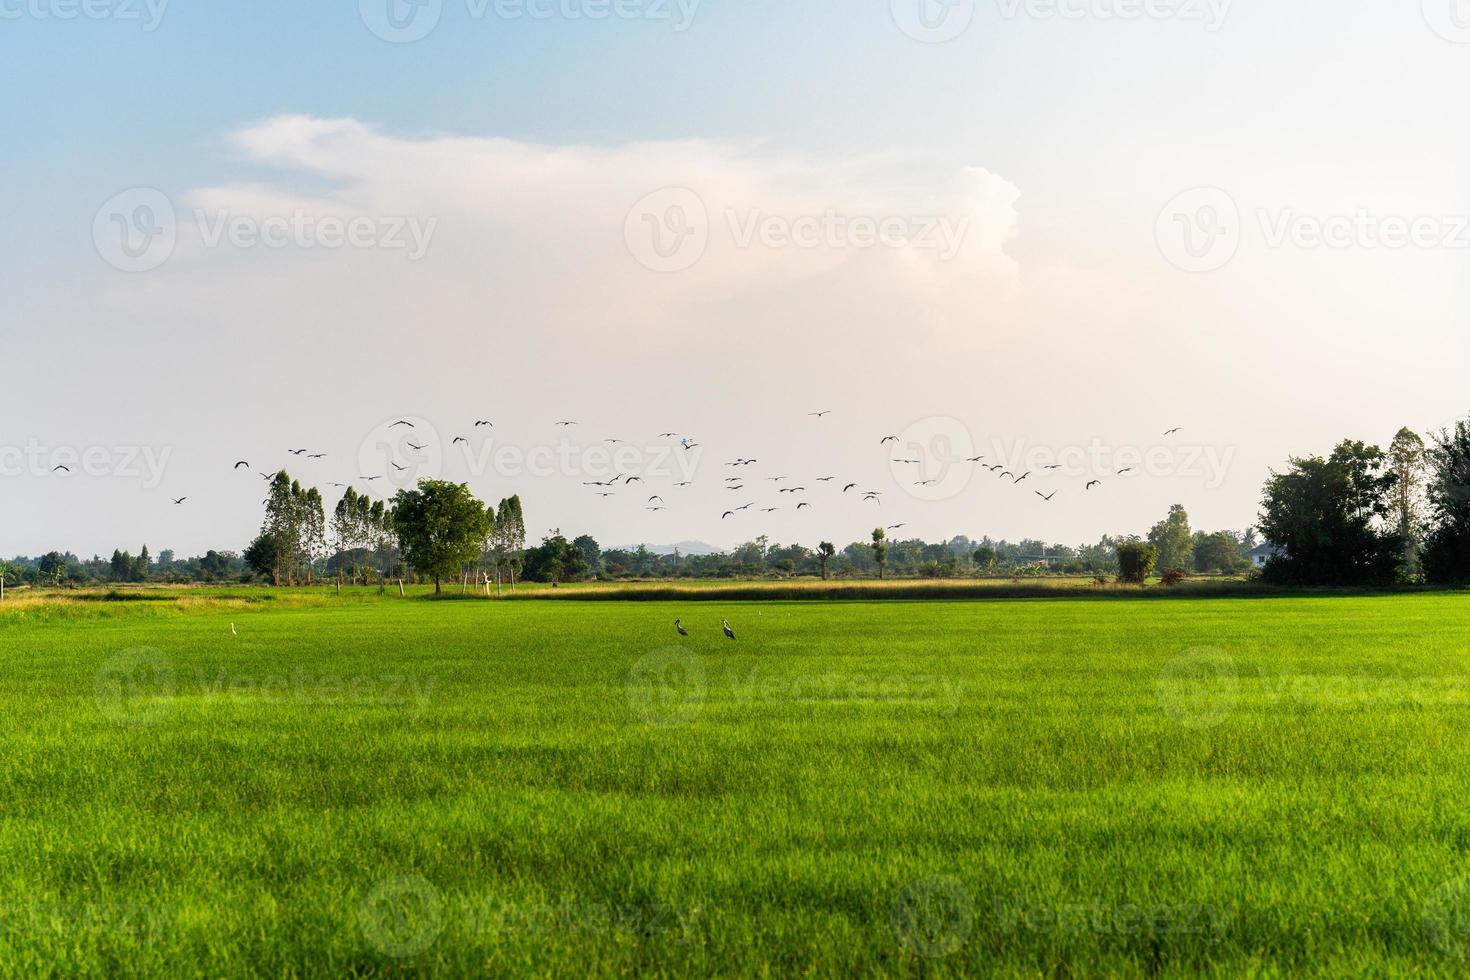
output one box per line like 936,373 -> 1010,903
2,588 -> 1470,976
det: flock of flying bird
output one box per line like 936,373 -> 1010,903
160,413 -> 1187,538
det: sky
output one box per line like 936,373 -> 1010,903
3,0 -> 1469,557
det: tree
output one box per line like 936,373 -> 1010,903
871,528 -> 888,580
135,545 -> 151,582
1116,539 -> 1157,584
1148,505 -> 1193,574
572,535 -> 602,575
391,481 -> 492,595
1423,416 -> 1470,583
1192,531 -> 1245,574
244,533 -> 283,582
972,545 -> 998,575
816,541 -> 836,580
523,531 -> 591,584
1387,426 -> 1428,574
1257,440 -> 1404,586
110,549 -> 130,583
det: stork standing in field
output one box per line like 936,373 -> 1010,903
722,618 -> 736,640
675,619 -> 689,636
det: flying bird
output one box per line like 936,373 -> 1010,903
843,483 -> 858,493
1165,428 -> 1184,437
452,437 -> 468,446
308,454 -> 327,459
389,421 -> 414,428
648,496 -> 665,504
797,503 -> 812,510
172,497 -> 187,505
966,456 -> 986,463
233,461 -> 249,470
1117,467 -> 1135,475
817,477 -> 835,482
887,524 -> 907,531
880,436 -> 899,445
722,511 -> 734,520
288,449 -> 307,456
646,507 -> 667,512
1035,491 -> 1057,502
52,465 -> 70,473
406,442 -> 427,451
556,421 -> 579,427
761,508 -> 780,513
809,411 -> 832,418
1086,480 -> 1102,490
1013,472 -> 1031,484
474,420 -> 493,428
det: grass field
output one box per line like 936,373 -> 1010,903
3,588 -> 1470,976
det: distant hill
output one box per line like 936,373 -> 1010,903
612,541 -> 725,557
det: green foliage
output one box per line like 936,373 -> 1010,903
1423,416 -> 1470,583
1147,505 -> 1193,573
390,481 -> 493,594
1258,440 -> 1405,586
1116,539 -> 1157,584
523,531 -> 592,584
870,528 -> 888,580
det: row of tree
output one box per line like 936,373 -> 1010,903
1257,419 -> 1470,585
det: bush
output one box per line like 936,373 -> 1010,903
1116,541 -> 1158,585
1160,570 -> 1188,587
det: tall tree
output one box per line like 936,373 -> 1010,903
1423,416 -> 1470,583
1387,426 -> 1428,574
1148,505 -> 1193,574
871,528 -> 888,581
1258,440 -> 1404,586
390,481 -> 492,595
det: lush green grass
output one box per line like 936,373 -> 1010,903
2,590 -> 1470,976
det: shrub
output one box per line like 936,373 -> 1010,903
1116,541 -> 1158,585
1160,570 -> 1188,587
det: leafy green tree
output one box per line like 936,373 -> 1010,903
391,481 -> 492,595
523,531 -> 591,584
572,535 -> 602,574
135,545 -> 151,582
1388,426 -> 1428,574
816,541 -> 836,580
1192,531 -> 1245,574
1147,505 -> 1193,574
871,528 -> 888,580
243,533 -> 282,582
972,545 -> 998,574
1258,440 -> 1404,586
1116,539 -> 1157,584
1423,416 -> 1470,583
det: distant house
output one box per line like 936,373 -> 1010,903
1246,541 -> 1281,568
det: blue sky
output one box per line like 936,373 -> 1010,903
4,1 -> 1470,555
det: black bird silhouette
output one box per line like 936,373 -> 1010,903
392,464 -> 407,472
1036,491 -> 1057,502
797,502 -> 812,510
966,456 -> 985,462
646,507 -> 667,512
1117,467 -> 1135,475
843,483 -> 858,493
555,421 -> 579,427
406,442 -> 427,451
817,477 -> 835,482
761,508 -> 779,513
1165,428 -> 1183,437
52,465 -> 70,473
675,481 -> 691,487
172,497 -> 187,505
390,421 -> 414,428
659,432 -> 679,438
722,511 -> 734,520
1044,465 -> 1063,471
999,471 -> 1014,479
1014,472 -> 1031,484
475,420 -> 493,427
648,496 -> 665,504
1086,480 -> 1102,490
888,524 -> 907,530
736,503 -> 756,511
880,436 -> 899,445
453,437 -> 468,446
289,449 -> 307,456
809,411 -> 832,418
308,453 -> 327,459
233,461 -> 249,470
